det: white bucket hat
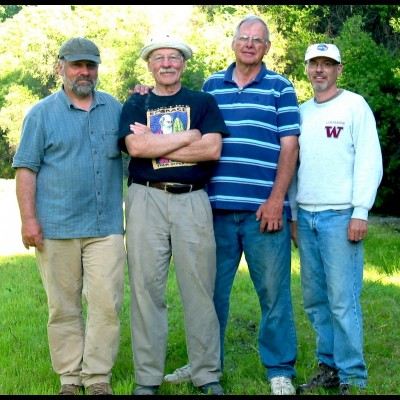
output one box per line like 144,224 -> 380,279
140,33 -> 193,61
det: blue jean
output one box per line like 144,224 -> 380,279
213,210 -> 297,380
297,208 -> 367,387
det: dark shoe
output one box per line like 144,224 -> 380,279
297,362 -> 340,394
87,382 -> 113,395
340,384 -> 351,395
133,385 -> 158,395
58,384 -> 84,395
339,383 -> 366,395
200,382 -> 225,395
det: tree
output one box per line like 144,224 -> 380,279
0,5 -> 24,22
0,5 -> 399,215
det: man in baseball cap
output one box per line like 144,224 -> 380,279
304,43 -> 341,63
292,40 -> 382,396
58,37 -> 101,64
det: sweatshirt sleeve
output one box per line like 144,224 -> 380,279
351,96 -> 383,220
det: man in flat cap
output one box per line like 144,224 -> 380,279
118,33 -> 228,395
13,37 -> 126,395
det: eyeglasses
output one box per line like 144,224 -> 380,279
149,55 -> 183,64
307,60 -> 339,69
237,35 -> 267,45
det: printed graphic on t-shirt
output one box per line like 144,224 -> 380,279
148,106 -> 196,169
324,120 -> 345,138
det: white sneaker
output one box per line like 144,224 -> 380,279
270,376 -> 296,395
163,363 -> 192,384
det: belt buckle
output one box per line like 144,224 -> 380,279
164,183 -> 174,193
164,183 -> 193,193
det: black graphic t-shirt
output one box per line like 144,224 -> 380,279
118,87 -> 229,184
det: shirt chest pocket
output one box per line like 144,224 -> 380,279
102,129 -> 120,159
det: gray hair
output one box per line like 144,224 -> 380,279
233,15 -> 270,42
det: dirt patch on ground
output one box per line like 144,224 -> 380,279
0,179 -> 34,256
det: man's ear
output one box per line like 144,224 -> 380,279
264,41 -> 271,56
57,61 -> 63,76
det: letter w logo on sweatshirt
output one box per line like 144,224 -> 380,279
325,126 -> 343,138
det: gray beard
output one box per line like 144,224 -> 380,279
73,83 -> 95,96
313,82 -> 328,92
63,77 -> 97,96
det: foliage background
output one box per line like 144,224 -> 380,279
0,5 -> 399,216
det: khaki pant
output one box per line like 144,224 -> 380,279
36,235 -> 126,387
125,183 -> 221,387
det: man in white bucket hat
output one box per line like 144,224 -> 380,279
119,33 -> 229,396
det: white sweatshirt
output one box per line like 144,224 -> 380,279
289,89 -> 383,221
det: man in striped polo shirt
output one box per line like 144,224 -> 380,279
165,14 -> 300,395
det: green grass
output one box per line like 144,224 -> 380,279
0,221 -> 399,395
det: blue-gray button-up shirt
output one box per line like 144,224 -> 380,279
12,88 -> 124,239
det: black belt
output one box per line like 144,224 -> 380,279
128,178 -> 204,194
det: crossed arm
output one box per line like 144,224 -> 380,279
126,122 -> 222,162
